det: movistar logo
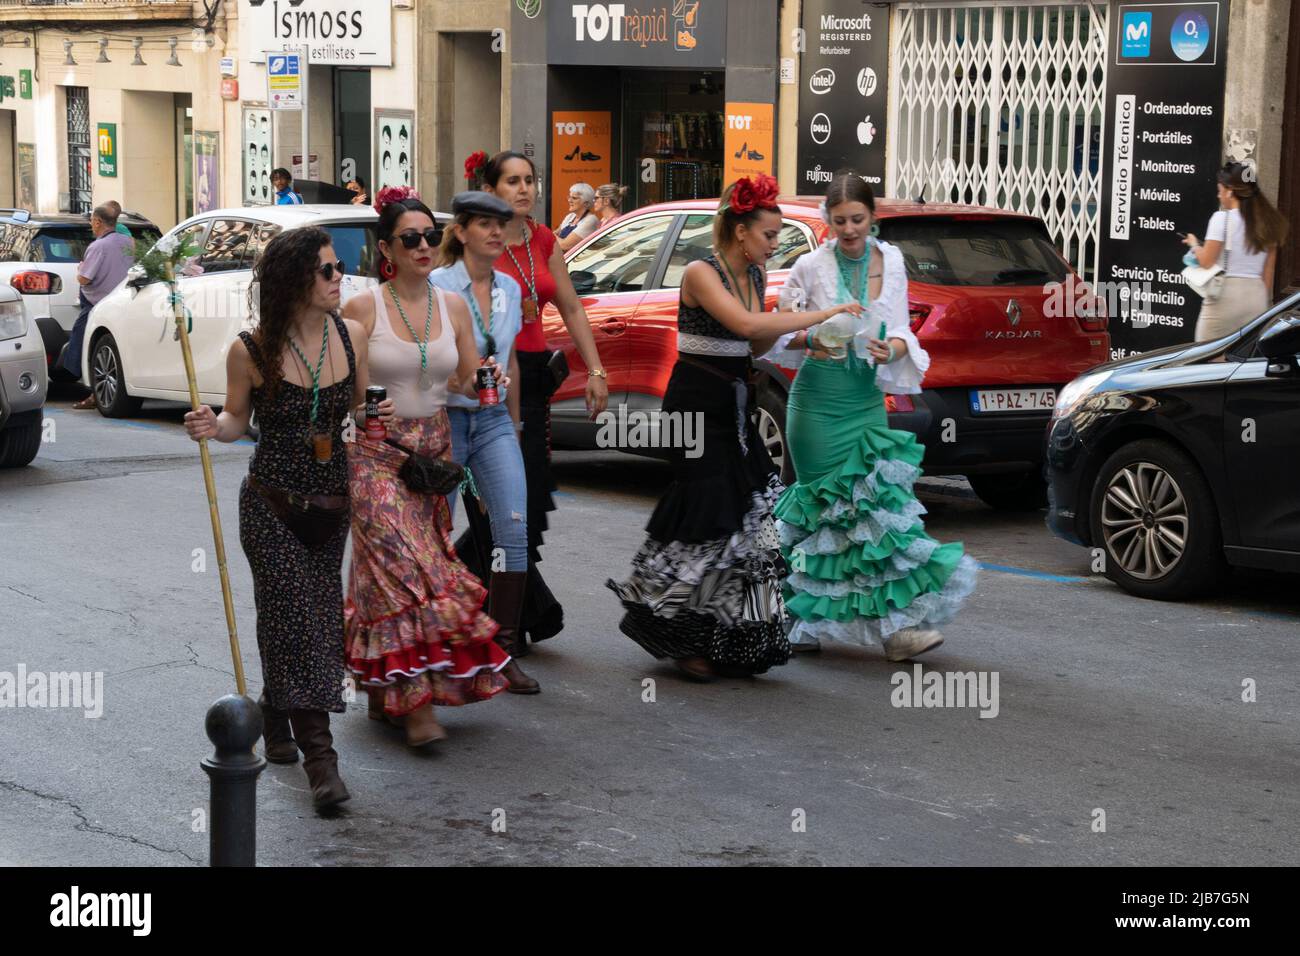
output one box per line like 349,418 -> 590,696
1122,12 -> 1152,57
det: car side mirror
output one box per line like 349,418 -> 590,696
569,269 -> 596,295
125,263 -> 152,291
1260,312 -> 1300,377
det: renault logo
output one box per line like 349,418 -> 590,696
1006,299 -> 1022,327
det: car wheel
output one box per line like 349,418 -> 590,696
0,419 -> 43,468
90,334 -> 142,418
756,386 -> 793,484
968,471 -> 1048,511
1088,439 -> 1227,600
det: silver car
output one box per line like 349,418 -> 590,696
0,285 -> 46,467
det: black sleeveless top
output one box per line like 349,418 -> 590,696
677,256 -> 766,342
239,312 -> 356,497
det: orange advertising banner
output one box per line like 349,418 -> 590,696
550,111 -> 613,226
722,102 -> 775,190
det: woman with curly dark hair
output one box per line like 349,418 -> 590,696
184,225 -> 380,814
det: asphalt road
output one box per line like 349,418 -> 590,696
2,389 -> 1297,866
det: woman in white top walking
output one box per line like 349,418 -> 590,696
1183,162 -> 1290,341
342,189 -> 512,747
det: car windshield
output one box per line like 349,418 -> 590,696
320,223 -> 377,276
877,216 -> 1070,286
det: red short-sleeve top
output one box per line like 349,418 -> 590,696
495,221 -> 558,353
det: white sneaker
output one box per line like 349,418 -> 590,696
883,628 -> 944,662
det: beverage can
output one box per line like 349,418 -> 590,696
476,363 -> 499,406
365,385 -> 386,440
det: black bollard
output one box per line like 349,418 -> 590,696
201,693 -> 267,867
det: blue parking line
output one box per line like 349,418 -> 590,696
978,561 -> 1089,584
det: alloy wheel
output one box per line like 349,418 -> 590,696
92,342 -> 118,409
1101,461 -> 1188,580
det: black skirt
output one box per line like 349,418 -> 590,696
606,354 -> 790,673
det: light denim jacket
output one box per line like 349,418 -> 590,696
429,259 -> 523,410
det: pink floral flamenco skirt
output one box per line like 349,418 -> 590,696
345,412 -> 508,714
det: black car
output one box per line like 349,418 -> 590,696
1045,293 -> 1300,599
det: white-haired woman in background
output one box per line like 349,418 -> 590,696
556,183 -> 600,252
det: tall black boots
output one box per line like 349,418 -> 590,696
490,570 -> 540,694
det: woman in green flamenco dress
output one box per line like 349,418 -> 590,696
773,173 -> 978,660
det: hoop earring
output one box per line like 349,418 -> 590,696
869,223 -> 881,237
380,257 -> 396,281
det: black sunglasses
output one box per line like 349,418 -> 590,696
317,260 -> 346,281
396,228 -> 441,250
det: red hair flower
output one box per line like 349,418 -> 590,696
464,150 -> 489,182
373,185 -> 420,214
730,174 -> 780,215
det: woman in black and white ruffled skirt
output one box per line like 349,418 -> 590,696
606,175 -> 859,681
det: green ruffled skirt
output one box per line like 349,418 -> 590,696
775,357 -> 977,646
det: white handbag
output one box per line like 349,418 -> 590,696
1182,218 -> 1232,301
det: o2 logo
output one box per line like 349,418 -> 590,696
1170,10 -> 1211,62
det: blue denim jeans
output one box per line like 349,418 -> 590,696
447,403 -> 529,572
62,290 -> 92,379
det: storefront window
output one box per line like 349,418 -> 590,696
622,71 -> 724,210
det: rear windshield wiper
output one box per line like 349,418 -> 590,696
990,267 -> 1051,284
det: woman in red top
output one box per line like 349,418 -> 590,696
456,151 -> 609,654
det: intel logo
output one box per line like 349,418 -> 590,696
809,68 -> 835,94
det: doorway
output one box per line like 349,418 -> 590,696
1278,3 -> 1300,296
335,68 -> 371,190
175,94 -> 193,223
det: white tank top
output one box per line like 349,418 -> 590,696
366,282 -> 457,418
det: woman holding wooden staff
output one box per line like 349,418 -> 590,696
184,226 -> 372,814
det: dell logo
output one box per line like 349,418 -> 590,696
810,113 -> 831,145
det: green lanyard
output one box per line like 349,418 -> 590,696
464,280 -> 498,358
289,317 -> 330,423
504,227 -> 538,313
387,283 -> 434,371
719,256 -> 754,312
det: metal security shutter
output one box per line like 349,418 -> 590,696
66,86 -> 92,215
888,2 -> 1108,279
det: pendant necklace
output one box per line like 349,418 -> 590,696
288,316 -> 332,461
388,283 -> 436,389
505,223 -> 540,323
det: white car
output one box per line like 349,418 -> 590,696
80,204 -> 431,417
0,209 -> 160,372
0,285 -> 46,467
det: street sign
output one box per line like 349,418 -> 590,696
267,52 -> 303,110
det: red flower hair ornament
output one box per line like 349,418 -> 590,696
464,150 -> 489,182
373,185 -> 421,214
729,174 -> 780,215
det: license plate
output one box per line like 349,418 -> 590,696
969,387 -> 1057,414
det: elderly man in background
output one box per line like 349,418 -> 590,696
66,203 -> 134,409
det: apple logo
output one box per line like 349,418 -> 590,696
857,115 -> 876,146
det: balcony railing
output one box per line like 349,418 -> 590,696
0,1 -> 197,21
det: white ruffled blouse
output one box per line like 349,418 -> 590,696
773,237 -> 929,395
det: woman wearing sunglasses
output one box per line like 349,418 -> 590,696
183,227 -> 371,814
429,190 -> 541,694
341,188 -> 513,746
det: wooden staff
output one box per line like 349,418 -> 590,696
169,268 -> 247,696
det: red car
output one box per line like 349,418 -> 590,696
542,196 -> 1109,510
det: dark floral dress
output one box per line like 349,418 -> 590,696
238,315 -> 354,713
